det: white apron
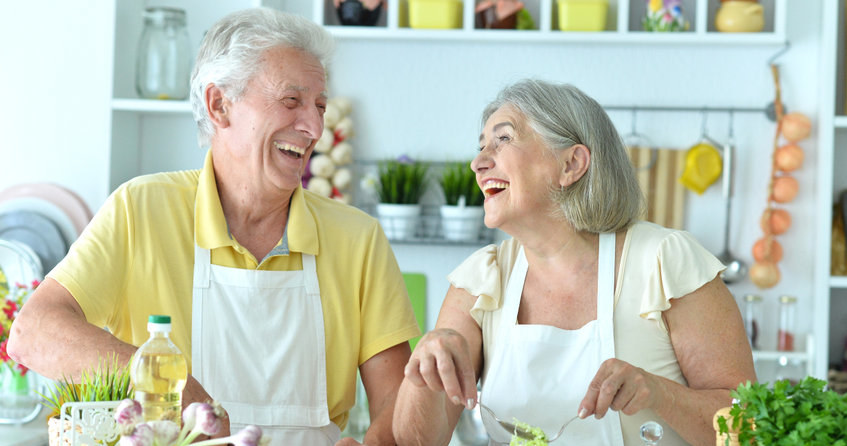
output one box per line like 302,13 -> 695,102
479,233 -> 624,446
192,244 -> 341,446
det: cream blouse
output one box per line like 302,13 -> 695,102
447,221 -> 725,446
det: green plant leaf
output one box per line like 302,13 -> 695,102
377,158 -> 430,204
38,352 -> 134,418
438,161 -> 483,206
727,377 -> 847,445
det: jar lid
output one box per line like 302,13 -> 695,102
779,295 -> 797,303
143,7 -> 187,22
744,294 -> 763,301
148,314 -> 172,332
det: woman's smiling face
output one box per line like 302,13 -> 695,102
472,104 -> 564,232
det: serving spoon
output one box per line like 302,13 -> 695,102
479,403 -> 578,442
717,128 -> 747,284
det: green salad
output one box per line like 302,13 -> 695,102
509,419 -> 548,446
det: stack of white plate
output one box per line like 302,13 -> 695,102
0,183 -> 92,283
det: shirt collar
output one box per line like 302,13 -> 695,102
194,150 -> 319,256
195,150 -> 232,250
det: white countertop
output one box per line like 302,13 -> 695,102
0,407 -> 48,446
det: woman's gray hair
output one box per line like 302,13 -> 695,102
482,79 -> 644,233
190,8 -> 335,148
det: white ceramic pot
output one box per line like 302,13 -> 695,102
439,205 -> 484,242
376,203 -> 421,240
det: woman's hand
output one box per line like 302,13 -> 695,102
577,358 -> 667,419
403,328 -> 477,410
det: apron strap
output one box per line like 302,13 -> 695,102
597,232 -> 616,346
193,244 -> 210,289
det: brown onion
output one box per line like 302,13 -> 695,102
761,208 -> 792,235
752,237 -> 784,263
772,175 -> 799,203
781,112 -> 812,142
775,143 -> 804,172
750,261 -> 781,289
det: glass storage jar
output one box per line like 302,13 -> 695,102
135,7 -> 191,100
742,294 -> 762,350
777,295 -> 797,352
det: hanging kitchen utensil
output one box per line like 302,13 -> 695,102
624,108 -> 657,171
679,111 -> 722,194
717,112 -> 748,284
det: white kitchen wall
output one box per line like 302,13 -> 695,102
0,1 -> 826,369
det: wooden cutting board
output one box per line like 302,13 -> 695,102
627,146 -> 687,230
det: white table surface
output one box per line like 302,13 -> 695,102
0,406 -> 47,446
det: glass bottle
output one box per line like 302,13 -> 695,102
135,7 -> 191,100
742,294 -> 762,350
777,295 -> 797,352
130,314 -> 188,426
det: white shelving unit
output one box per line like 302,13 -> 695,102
752,334 -> 815,378
314,0 -> 785,43
106,1 -> 837,384
815,0 -> 847,379
107,0 -> 788,190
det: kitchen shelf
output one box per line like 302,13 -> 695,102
317,0 -> 785,44
323,27 -> 786,45
752,351 -> 810,362
831,276 -> 847,288
112,98 -> 192,114
358,204 -> 496,247
834,116 -> 847,127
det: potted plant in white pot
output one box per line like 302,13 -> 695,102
39,354 -> 134,446
438,160 -> 485,242
374,156 -> 430,240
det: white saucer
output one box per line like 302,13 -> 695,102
0,198 -> 77,247
0,211 -> 66,274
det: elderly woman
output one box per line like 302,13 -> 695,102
9,8 -> 419,446
392,80 -> 755,446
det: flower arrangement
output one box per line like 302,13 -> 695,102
372,155 -> 430,205
439,161 -> 483,207
114,399 -> 267,446
39,353 -> 134,419
642,0 -> 688,32
0,275 -> 38,379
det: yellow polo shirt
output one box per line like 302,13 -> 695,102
49,151 -> 420,429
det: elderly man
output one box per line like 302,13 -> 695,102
8,8 -> 419,446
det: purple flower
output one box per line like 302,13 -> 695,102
120,423 -> 153,446
230,426 -> 265,446
396,154 -> 414,164
148,420 -> 180,444
114,399 -> 143,432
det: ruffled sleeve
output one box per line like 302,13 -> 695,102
447,239 -> 520,326
638,229 -> 726,331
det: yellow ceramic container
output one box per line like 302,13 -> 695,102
409,0 -> 462,29
715,1 -> 765,33
558,0 -> 608,32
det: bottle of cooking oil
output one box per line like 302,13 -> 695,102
130,314 -> 187,426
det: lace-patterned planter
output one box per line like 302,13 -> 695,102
49,401 -> 121,446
